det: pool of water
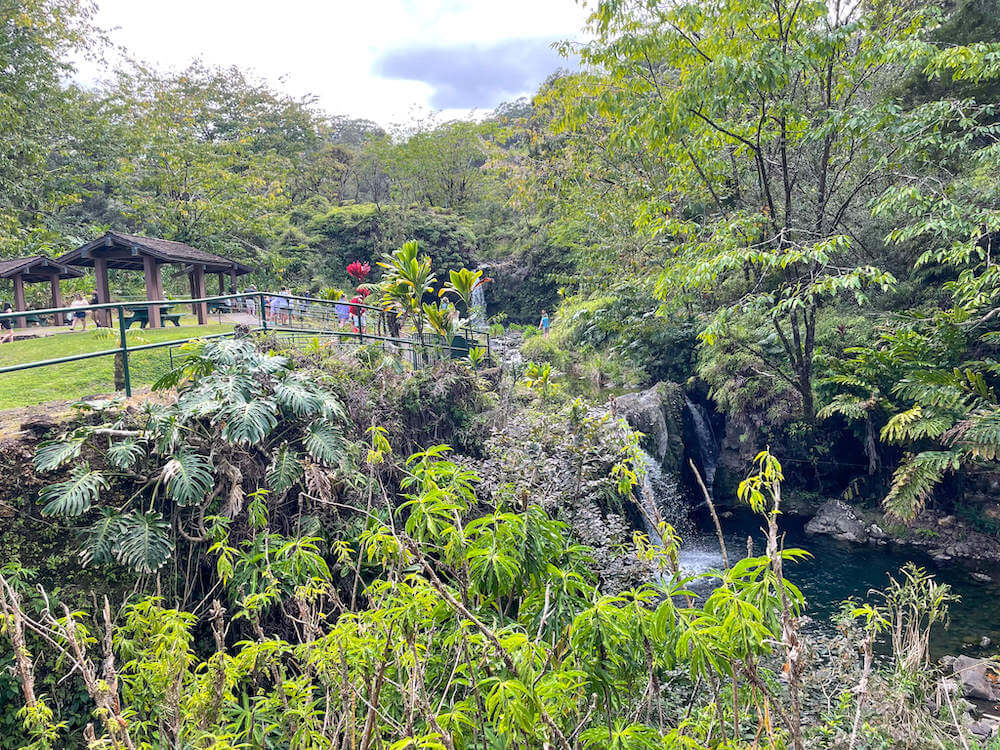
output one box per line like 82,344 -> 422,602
679,508 -> 1000,658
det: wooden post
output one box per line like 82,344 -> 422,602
49,273 -> 63,326
193,264 -> 207,325
229,266 -> 237,294
12,273 -> 26,328
217,273 -> 225,295
94,257 -> 111,327
187,272 -> 197,316
142,255 -> 161,328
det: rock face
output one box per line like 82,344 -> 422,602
613,383 -> 685,473
804,499 -> 869,543
949,656 -> 1000,702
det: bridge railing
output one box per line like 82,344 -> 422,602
0,292 -> 491,399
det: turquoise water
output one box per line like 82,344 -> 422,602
680,508 -> 1000,658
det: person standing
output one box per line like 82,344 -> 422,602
0,301 -> 13,344
69,294 -> 88,331
89,291 -> 102,327
539,309 -> 550,336
244,285 -> 257,317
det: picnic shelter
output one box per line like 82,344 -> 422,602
0,256 -> 84,328
58,231 -> 253,327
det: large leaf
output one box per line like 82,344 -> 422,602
107,439 -> 146,470
304,420 -> 345,466
267,444 -> 304,494
162,448 -> 214,506
274,374 -> 323,416
39,464 -> 107,517
115,512 -> 172,574
80,509 -> 128,566
218,398 -> 278,445
34,437 -> 85,472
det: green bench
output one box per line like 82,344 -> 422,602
208,300 -> 233,314
23,314 -> 43,326
125,306 -> 181,329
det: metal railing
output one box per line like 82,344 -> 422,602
0,292 -> 490,399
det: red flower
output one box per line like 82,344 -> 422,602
356,286 -> 371,298
349,295 -> 362,317
347,261 -> 370,282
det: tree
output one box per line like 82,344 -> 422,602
550,0 -> 971,418
0,0 -> 97,255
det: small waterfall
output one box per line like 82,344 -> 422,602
685,397 -> 720,498
470,281 -> 486,326
636,451 -> 691,544
637,449 -> 726,579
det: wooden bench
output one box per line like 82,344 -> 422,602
125,306 -> 181,329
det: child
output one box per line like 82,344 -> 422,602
539,309 -> 550,336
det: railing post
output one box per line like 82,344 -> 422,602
117,305 -> 132,397
259,293 -> 267,332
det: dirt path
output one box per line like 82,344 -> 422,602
0,388 -> 167,439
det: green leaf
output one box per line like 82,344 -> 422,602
107,439 -> 145,470
80,509 -> 128,566
115,512 -> 172,574
162,448 -> 214,506
274,374 -> 323,416
217,398 -> 278,445
267,444 -> 303,494
303,420 -> 345,466
34,437 -> 85,472
39,464 -> 106,517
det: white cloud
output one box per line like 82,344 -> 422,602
79,0 -> 589,125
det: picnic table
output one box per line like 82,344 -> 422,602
125,306 -> 181,329
208,299 -> 233,314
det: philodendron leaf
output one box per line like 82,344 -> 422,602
39,464 -> 107,517
162,448 -> 214,506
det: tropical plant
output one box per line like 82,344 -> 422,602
32,338 -> 350,578
378,240 -> 437,339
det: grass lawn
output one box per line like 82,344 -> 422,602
0,320 -> 234,409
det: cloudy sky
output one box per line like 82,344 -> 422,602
85,0 -> 589,126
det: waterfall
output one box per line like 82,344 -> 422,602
685,397 -> 720,498
637,450 -> 691,543
636,450 -> 722,579
470,281 -> 486,326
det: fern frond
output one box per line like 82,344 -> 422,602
883,450 -> 961,521
39,464 -> 107,517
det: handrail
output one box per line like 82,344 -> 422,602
0,291 -> 492,401
0,291 -> 489,334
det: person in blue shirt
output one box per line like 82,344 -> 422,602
539,309 -> 550,336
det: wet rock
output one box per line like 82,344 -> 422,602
950,655 -> 1000,701
613,383 -> 684,473
805,500 -> 869,544
868,523 -> 887,540
939,514 -> 957,528
969,718 -> 998,740
981,637 -> 992,649
972,572 -> 993,583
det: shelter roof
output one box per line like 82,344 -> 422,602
0,256 -> 85,283
58,232 -> 253,275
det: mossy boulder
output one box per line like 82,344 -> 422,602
613,382 -> 685,474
